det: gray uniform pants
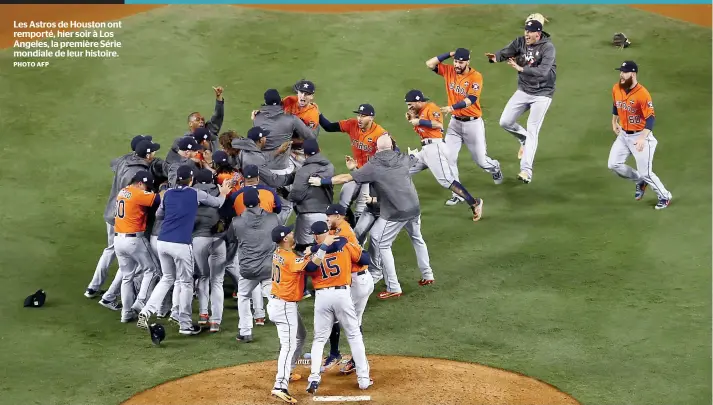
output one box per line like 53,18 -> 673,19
142,241 -> 195,330
271,167 -> 294,224
354,211 -> 381,282
445,117 -> 500,198
238,276 -> 271,337
369,215 -> 434,294
150,235 -> 172,316
499,89 -> 553,178
339,182 -> 369,216
114,233 -> 157,321
608,130 -> 671,200
88,223 -> 121,302
193,236 -> 227,324
294,213 -> 328,245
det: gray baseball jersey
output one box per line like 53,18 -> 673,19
253,104 -> 315,170
494,32 -> 557,98
225,207 -> 280,280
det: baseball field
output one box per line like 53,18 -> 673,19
0,4 -> 711,405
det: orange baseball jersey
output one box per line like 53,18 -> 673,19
283,95 -> 320,130
217,171 -> 244,194
612,83 -> 654,132
338,119 -> 390,167
414,102 -> 445,140
271,247 -> 308,302
233,185 -> 280,216
436,64 -> 483,118
308,238 -> 364,289
329,224 -> 367,273
114,185 -> 157,233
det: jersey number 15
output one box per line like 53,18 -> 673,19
319,256 -> 341,279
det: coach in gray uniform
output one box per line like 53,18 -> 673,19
487,19 -> 556,184
225,187 -> 280,343
87,137 -> 163,309
288,138 -> 334,252
191,169 -> 227,332
308,135 -> 434,299
232,126 -> 295,190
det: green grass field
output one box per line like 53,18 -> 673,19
0,5 -> 710,405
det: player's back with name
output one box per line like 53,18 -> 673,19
61,40 -> 121,48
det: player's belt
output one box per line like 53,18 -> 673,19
115,232 -> 143,237
453,116 -> 480,122
356,270 -> 367,276
316,285 -> 348,290
421,138 -> 443,146
623,130 -> 638,134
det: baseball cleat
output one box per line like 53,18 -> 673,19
198,313 -> 209,326
471,198 -> 484,222
209,322 -> 220,333
418,279 -> 435,286
635,181 -> 647,200
271,388 -> 298,404
236,334 -> 254,343
655,193 -> 672,210
340,359 -> 356,375
121,312 -> 138,323
517,171 -> 531,184
136,313 -> 150,330
321,353 -> 342,372
255,317 -> 265,326
99,299 -> 122,311
289,373 -> 302,382
232,291 -> 238,300
358,378 -> 374,390
445,196 -> 464,206
179,324 -> 203,336
492,169 -> 504,185
518,145 -> 525,160
306,381 -> 320,394
377,291 -> 402,300
84,288 -> 104,299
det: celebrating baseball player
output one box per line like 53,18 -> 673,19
287,138 -> 334,253
304,221 -> 373,394
486,19 -> 557,184
232,164 -> 281,217
175,86 -> 224,160
309,135 -> 435,299
426,48 -> 503,205
268,225 -> 325,404
191,169 -> 228,332
225,187 -> 282,342
404,89 -> 485,222
112,170 -> 160,323
137,165 -> 232,335
318,103 -> 391,224
282,79 -> 321,170
232,127 -> 295,193
609,61 -> 672,209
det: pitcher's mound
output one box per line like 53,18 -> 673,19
122,355 -> 580,405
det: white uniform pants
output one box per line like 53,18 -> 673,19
350,271 -> 374,326
607,130 -> 671,200
114,234 -> 156,321
193,236 -> 227,324
267,297 -> 306,390
143,241 -> 195,330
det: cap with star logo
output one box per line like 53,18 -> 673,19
405,89 -> 429,102
615,60 -> 638,73
525,20 -> 543,32
293,79 -> 315,94
353,103 -> 375,117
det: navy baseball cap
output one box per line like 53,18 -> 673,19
247,126 -> 270,142
194,169 -> 213,184
243,164 -> 259,179
615,61 -> 638,73
454,48 -> 470,61
177,165 -> 194,181
213,150 -> 229,165
525,20 -> 543,32
243,187 -> 260,208
303,138 -> 319,156
264,89 -> 282,105
310,221 -> 329,235
192,127 -> 211,143
271,225 -> 294,243
178,136 -> 203,151
131,170 -> 154,185
325,204 -> 346,216
131,135 -> 152,151
294,79 -> 315,94
405,89 -> 429,102
135,139 -> 161,158
353,103 -> 375,116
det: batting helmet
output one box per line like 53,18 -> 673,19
149,323 -> 166,345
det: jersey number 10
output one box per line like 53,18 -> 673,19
115,200 -> 126,219
319,256 -> 341,279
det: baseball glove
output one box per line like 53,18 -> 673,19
612,32 -> 631,49
405,110 -> 417,121
525,13 -> 548,25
